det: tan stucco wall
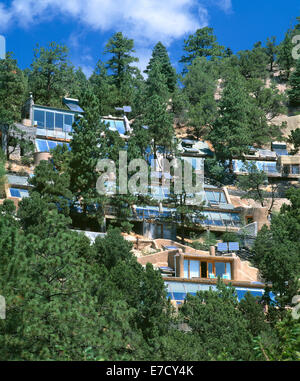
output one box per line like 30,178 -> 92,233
137,244 -> 262,283
34,152 -> 51,166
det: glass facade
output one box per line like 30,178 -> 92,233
9,188 -> 29,198
101,119 -> 126,135
233,159 -> 279,175
131,206 -> 241,227
183,259 -> 232,280
165,281 -> 276,304
35,139 -> 70,153
33,108 -> 75,132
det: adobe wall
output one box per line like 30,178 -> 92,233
137,250 -> 177,267
233,255 -> 261,282
34,152 -> 51,166
241,206 -> 269,231
154,239 -> 208,255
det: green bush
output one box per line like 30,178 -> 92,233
21,156 -> 32,167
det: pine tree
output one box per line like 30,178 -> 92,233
180,27 -> 224,67
288,128 -> 300,154
0,204 -> 102,360
0,52 -> 28,159
183,57 -> 217,138
29,42 -> 74,107
104,32 -> 139,90
144,61 -> 174,158
68,67 -> 89,99
28,158 -> 73,217
288,58 -> 300,106
253,188 -> 300,307
145,42 -> 177,93
237,42 -> 269,80
266,36 -> 278,72
69,89 -> 106,223
0,52 -> 26,125
180,280 -> 255,360
208,72 -> 255,170
89,60 -> 119,115
277,30 -> 295,80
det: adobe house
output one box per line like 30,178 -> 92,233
137,239 -> 272,306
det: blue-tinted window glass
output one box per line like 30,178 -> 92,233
115,120 -> 125,134
208,262 -> 213,275
206,191 -> 215,202
210,212 -> 222,220
190,260 -> 200,278
255,161 -> 264,171
231,213 -> 240,221
19,189 -> 29,198
213,192 -> 222,203
55,113 -> 63,129
46,112 -> 54,130
48,141 -> 57,150
226,263 -> 231,279
184,260 -> 189,278
36,139 -> 49,152
215,262 -> 226,277
219,192 -> 227,203
64,114 -> 73,131
292,165 -> 300,174
9,188 -> 21,198
34,110 -> 45,128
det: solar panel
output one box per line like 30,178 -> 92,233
123,106 -> 132,113
228,242 -> 239,251
65,102 -> 84,113
217,243 -> 228,252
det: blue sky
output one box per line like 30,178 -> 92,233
0,0 -> 299,77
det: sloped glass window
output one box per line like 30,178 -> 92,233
35,139 -> 49,152
48,140 -> 57,150
9,188 -> 21,197
115,120 -> 126,134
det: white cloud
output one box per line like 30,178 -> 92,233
78,64 -> 94,79
217,0 -> 232,13
133,47 -> 153,76
0,4 -> 12,30
0,0 -> 212,45
204,0 -> 232,14
1,0 -> 232,71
